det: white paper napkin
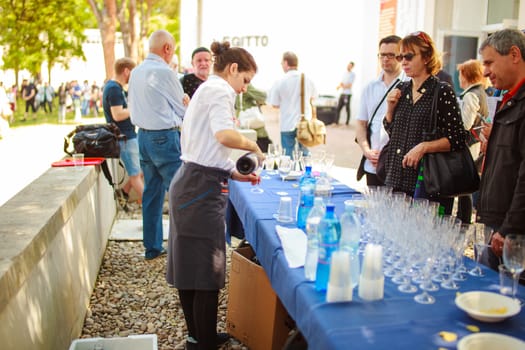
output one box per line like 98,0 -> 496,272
275,225 -> 307,268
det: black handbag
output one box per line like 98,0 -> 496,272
422,83 -> 480,198
375,141 -> 390,183
64,123 -> 125,158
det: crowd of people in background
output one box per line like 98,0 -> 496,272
0,78 -> 103,123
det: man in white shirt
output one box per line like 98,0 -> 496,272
355,35 -> 406,186
128,29 -> 187,260
268,51 -> 318,156
336,61 -> 356,125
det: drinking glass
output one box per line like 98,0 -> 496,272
269,143 -> 283,158
250,166 -> 264,194
292,143 -> 302,165
502,234 -> 525,300
469,223 -> 492,277
262,153 -> 274,178
324,153 -> 335,172
278,156 -> 292,182
414,239 -> 438,304
453,224 -> 473,281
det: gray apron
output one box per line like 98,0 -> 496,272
166,162 -> 230,290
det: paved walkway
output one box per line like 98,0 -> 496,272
0,123 -> 82,206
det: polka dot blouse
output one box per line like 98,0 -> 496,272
383,75 -> 466,195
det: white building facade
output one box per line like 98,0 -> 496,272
180,0 -> 525,114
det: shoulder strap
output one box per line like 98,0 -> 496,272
100,160 -> 115,188
300,73 -> 305,121
429,80 -> 443,133
367,78 -> 400,133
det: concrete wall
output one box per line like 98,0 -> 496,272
0,164 -> 116,350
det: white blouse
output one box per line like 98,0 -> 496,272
180,75 -> 237,172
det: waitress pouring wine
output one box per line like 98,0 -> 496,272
166,41 -> 263,350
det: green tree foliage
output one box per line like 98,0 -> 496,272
0,0 -> 92,85
87,0 -> 180,79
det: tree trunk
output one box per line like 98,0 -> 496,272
128,0 -> 140,62
87,0 -> 117,80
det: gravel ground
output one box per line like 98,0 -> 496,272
79,204 -> 247,350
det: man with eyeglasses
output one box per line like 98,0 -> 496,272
355,35 -> 407,185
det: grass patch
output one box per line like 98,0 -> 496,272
7,98 -> 103,129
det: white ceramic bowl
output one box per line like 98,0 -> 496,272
457,332 -> 525,350
455,291 -> 521,322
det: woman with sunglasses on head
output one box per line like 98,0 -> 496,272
166,41 -> 263,349
383,31 -> 466,214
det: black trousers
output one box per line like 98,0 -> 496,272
336,94 -> 352,124
457,194 -> 472,224
178,289 -> 219,350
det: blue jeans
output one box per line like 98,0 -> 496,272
81,99 -> 90,116
281,130 -> 308,157
138,128 -> 182,258
119,138 -> 141,176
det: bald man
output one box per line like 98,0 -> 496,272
129,30 -> 187,260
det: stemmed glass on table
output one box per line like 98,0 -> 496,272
261,153 -> 272,179
414,219 -> 441,304
439,219 -> 462,290
266,145 -> 280,175
278,156 -> 292,182
469,223 -> 492,277
452,224 -> 474,282
250,165 -> 264,193
502,234 -> 525,302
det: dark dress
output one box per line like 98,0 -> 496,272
383,75 -> 465,195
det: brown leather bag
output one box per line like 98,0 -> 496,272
296,74 -> 326,147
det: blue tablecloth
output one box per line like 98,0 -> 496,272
228,171 -> 525,350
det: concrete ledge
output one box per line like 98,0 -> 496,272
0,164 -> 116,350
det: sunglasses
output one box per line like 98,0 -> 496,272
410,31 -> 431,45
396,53 -> 418,62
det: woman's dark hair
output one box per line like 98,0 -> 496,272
210,41 -> 258,73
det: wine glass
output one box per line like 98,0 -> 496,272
250,166 -> 264,194
268,143 -> 276,156
502,234 -> 525,301
278,156 -> 292,182
269,143 -> 283,158
266,153 -> 278,175
469,223 -> 491,277
262,153 -> 273,178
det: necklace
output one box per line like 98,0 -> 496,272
412,87 -> 423,104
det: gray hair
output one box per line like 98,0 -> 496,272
148,30 -> 174,52
479,28 -> 525,60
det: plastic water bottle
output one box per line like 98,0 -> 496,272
296,165 -> 316,230
339,201 -> 362,288
304,197 -> 326,281
236,152 -> 259,175
315,204 -> 341,292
